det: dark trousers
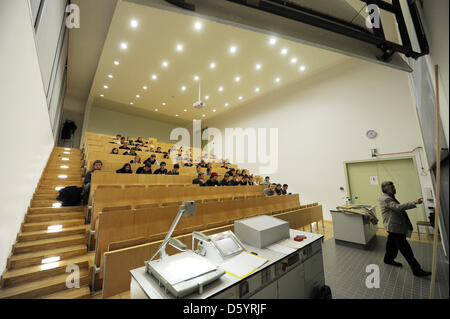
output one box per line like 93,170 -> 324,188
385,232 -> 421,271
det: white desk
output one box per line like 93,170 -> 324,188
330,210 -> 377,248
130,230 -> 324,299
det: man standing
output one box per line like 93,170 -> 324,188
379,181 -> 431,277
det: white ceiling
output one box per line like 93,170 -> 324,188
88,0 -> 349,125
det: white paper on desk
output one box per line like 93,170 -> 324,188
220,252 -> 268,278
267,243 -> 296,255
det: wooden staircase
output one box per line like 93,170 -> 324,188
0,147 -> 92,299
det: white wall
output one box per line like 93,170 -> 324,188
421,0 -> 449,144
205,59 -> 433,220
87,106 -> 180,143
0,0 -> 55,272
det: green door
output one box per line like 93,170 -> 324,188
345,157 -> 425,231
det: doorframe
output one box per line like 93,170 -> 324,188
343,155 -> 422,205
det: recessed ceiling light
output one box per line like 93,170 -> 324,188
225,103 -> 229,107
155,108 -> 158,112
136,95 -> 140,98
114,60 -> 119,65
130,102 -> 134,105
176,44 -> 184,51
281,48 -> 288,55
194,21 -> 203,31
162,61 -> 169,68
176,114 -> 179,117
103,85 -> 109,89
255,63 -> 262,70
108,74 -> 113,79
213,109 -> 216,113
299,65 -> 306,72
162,102 -> 166,106
120,42 -> 128,50
152,74 -> 157,80
205,96 -> 209,100
218,86 -> 224,92
229,45 -> 238,54
184,109 -> 187,112
238,96 -> 243,100
130,19 -> 138,28
143,86 -> 148,90
194,75 -> 199,81
269,37 -> 277,45
181,86 -> 187,91
291,57 -> 298,64
210,62 -> 216,69
275,77 -> 281,83
202,114 -> 206,117
100,94 -> 104,97
255,87 -> 260,93
235,76 -> 241,82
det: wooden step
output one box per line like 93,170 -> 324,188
26,212 -> 85,223
1,254 -> 91,287
33,194 -> 57,201
30,200 -> 62,208
22,219 -> 86,232
8,245 -> 87,269
0,268 -> 91,299
38,182 -> 83,188
17,225 -> 89,242
28,206 -> 85,215
41,285 -> 91,299
13,234 -> 88,254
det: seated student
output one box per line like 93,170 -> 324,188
111,148 -> 119,155
206,172 -> 220,187
228,174 -> 241,186
119,141 -> 130,150
220,174 -> 231,186
261,176 -> 271,186
134,145 -> 143,151
240,175 -> 250,186
136,163 -> 152,174
248,175 -> 255,186
195,164 -> 203,175
199,160 -> 207,168
241,169 -> 248,177
123,148 -> 138,156
144,154 -> 159,166
116,163 -> 133,174
119,136 -> 126,144
114,134 -> 122,140
130,156 -> 141,164
136,137 -> 145,145
126,137 -> 135,145
198,174 -> 207,187
82,160 -> 102,205
155,146 -> 163,153
235,169 -> 242,177
192,173 -> 203,185
167,164 -> 180,175
205,167 -> 212,177
206,162 -> 212,169
263,183 -> 278,196
184,159 -> 193,167
281,184 -> 290,195
153,162 -> 168,175
163,153 -> 169,159
275,184 -> 283,195
226,168 -> 235,177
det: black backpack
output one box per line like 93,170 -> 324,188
56,186 -> 83,207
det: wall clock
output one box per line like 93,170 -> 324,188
366,130 -> 378,139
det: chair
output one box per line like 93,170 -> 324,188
416,221 -> 432,240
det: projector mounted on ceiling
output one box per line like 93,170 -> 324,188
193,81 -> 206,109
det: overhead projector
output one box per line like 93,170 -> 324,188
193,101 -> 206,109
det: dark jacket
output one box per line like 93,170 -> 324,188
84,170 -> 94,185
219,179 -> 230,186
228,180 -> 240,186
136,167 -> 152,174
153,168 -> 168,175
167,170 -> 180,175
206,179 -> 219,187
116,168 -> 133,174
